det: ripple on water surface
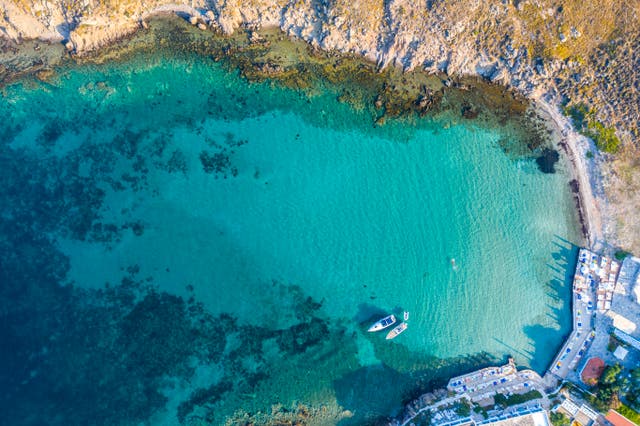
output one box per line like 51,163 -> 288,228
0,51 -> 580,425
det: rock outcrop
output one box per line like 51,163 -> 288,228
0,0 -> 634,99
1,0 -> 636,132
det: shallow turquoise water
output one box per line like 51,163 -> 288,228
0,51 -> 580,424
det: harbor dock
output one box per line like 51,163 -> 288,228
392,246 -> 637,426
545,248 -> 619,382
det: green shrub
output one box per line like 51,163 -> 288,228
602,363 -> 622,385
550,411 -> 570,426
618,404 -> 640,424
454,401 -> 471,417
494,390 -> 543,407
562,103 -> 621,154
473,405 -> 488,418
563,103 -> 591,128
614,250 -> 630,261
587,121 -> 621,154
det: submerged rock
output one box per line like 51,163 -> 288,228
461,103 -> 479,119
535,148 -> 560,174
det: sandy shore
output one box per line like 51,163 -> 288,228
531,92 -> 607,249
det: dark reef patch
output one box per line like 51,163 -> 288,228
118,292 -> 196,378
275,317 -> 330,354
113,130 -> 143,159
535,148 -> 560,174
199,149 -> 234,177
198,133 -> 248,178
37,120 -> 64,147
161,149 -> 189,174
461,102 -> 479,119
0,144 -> 106,241
177,380 -> 234,423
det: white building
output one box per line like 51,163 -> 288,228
619,256 -> 640,304
613,346 -> 629,360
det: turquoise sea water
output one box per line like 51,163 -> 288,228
0,50 -> 580,425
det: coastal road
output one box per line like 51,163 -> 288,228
548,261 -> 597,379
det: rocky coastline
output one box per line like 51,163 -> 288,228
3,1 -> 633,251
532,96 -> 605,248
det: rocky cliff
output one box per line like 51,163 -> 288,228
2,0 -> 640,250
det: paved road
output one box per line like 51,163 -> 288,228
548,249 -> 600,379
548,294 -> 594,379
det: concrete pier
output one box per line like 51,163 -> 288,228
545,248 -> 619,381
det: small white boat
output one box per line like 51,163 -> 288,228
404,311 -> 409,321
386,322 -> 408,340
368,314 -> 396,332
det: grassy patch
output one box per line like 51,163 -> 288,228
563,103 -> 620,154
550,411 -> 571,426
587,121 -> 621,154
473,405 -> 489,419
550,43 -> 573,60
454,401 -> 471,417
614,250 -> 630,261
617,404 -> 640,424
494,390 -> 543,407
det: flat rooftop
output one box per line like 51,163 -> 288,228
480,410 -> 550,426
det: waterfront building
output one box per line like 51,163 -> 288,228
477,405 -> 550,426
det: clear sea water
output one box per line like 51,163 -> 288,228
0,49 -> 580,425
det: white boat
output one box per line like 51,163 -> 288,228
386,322 -> 408,340
404,311 -> 409,321
368,314 -> 396,332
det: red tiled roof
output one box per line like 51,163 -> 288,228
581,357 -> 605,383
606,410 -> 637,426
